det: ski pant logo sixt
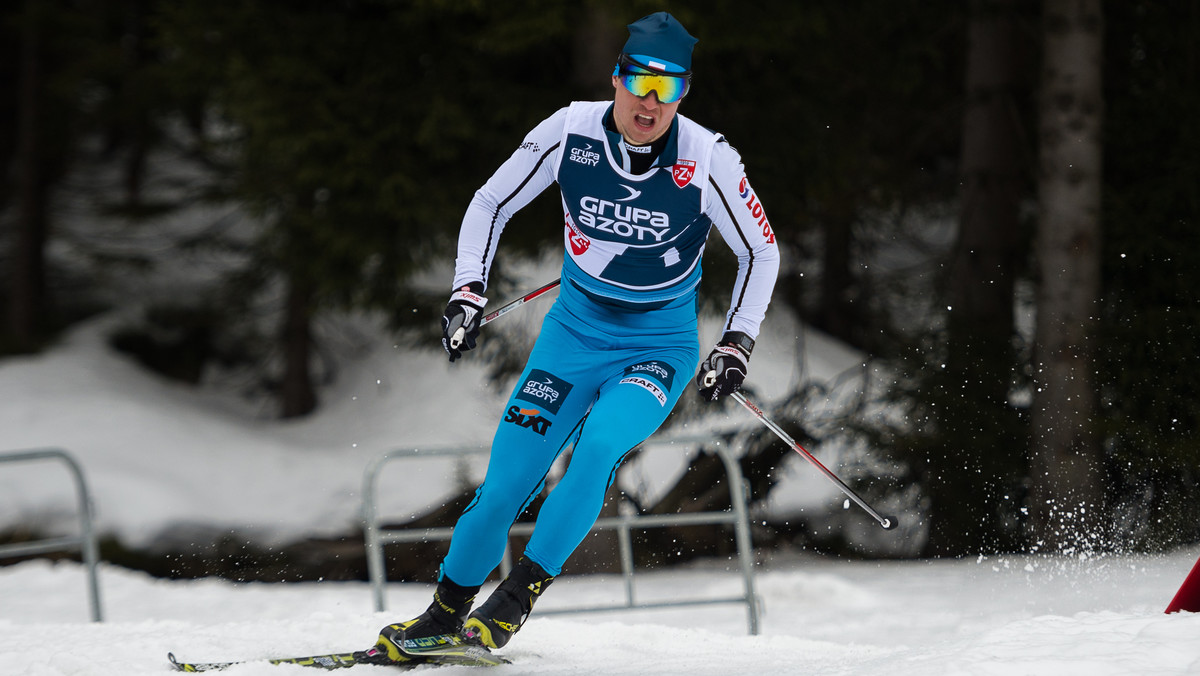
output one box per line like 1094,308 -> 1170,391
504,406 -> 552,435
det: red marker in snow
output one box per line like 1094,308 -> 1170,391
1165,554 -> 1200,613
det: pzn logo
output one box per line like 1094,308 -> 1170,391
504,406 -> 552,436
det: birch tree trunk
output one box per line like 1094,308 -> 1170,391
1029,0 -> 1105,551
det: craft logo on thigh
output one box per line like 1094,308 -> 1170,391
620,360 -> 677,406
620,375 -> 667,405
504,406 -> 552,436
515,369 -> 574,414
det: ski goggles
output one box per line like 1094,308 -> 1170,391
614,55 -> 691,104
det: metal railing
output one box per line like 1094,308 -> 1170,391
362,434 -> 760,634
0,447 -> 104,622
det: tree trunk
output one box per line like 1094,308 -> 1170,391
950,0 -> 1026,398
6,0 -> 50,352
280,276 -> 317,418
572,4 -> 622,99
817,202 -> 858,345
925,0 -> 1030,555
1029,0 -> 1105,551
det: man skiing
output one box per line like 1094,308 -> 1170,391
377,11 -> 779,659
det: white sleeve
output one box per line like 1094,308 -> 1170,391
704,140 -> 781,339
452,108 -> 567,289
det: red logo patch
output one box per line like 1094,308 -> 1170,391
672,159 -> 696,188
738,176 -> 776,244
566,220 -> 590,255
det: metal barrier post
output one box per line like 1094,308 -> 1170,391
362,445 -> 484,613
362,435 -> 760,634
714,443 -> 760,634
617,520 -> 637,607
0,447 -> 104,622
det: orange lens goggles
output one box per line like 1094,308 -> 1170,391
616,59 -> 691,103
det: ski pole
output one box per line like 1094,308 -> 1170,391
449,281 -> 896,530
449,279 -> 562,349
730,391 -> 898,530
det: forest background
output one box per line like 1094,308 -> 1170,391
1,0 -> 1198,571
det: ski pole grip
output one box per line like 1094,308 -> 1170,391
444,312 -> 465,350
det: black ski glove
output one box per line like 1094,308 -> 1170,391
441,282 -> 488,362
696,331 -> 755,401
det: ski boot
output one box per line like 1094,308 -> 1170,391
462,557 -> 555,649
376,576 -> 480,661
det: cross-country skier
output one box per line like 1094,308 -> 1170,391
377,11 -> 779,658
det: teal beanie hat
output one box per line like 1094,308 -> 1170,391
620,12 -> 697,73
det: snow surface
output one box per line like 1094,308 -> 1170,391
2,549 -> 1199,675
3,310 -> 1200,675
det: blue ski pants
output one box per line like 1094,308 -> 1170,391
441,280 -> 700,584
